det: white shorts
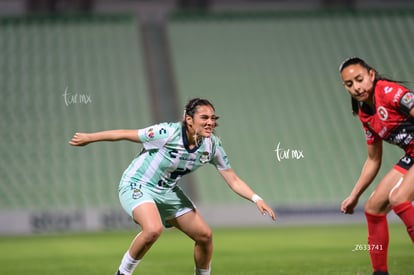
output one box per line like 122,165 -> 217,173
118,182 -> 195,228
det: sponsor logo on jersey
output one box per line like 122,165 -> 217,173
379,127 -> 388,138
377,106 -> 388,121
401,156 -> 412,165
159,128 -> 167,135
393,131 -> 408,144
392,88 -> 404,103
147,127 -> 155,138
384,86 -> 393,94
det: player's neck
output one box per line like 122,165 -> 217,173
186,129 -> 202,149
364,93 -> 375,107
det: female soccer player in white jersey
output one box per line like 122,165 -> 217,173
69,97 -> 276,275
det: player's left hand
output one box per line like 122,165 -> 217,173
256,200 -> 276,221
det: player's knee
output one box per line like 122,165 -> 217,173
364,198 -> 384,215
142,225 -> 163,244
364,199 -> 376,214
388,187 -> 408,206
196,228 -> 213,245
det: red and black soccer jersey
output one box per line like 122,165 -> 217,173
358,80 -> 414,156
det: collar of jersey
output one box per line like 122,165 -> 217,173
182,125 -> 202,153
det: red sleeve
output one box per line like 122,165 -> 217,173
377,81 -> 411,111
358,108 -> 380,145
362,125 -> 379,145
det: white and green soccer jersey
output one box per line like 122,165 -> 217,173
120,122 -> 231,193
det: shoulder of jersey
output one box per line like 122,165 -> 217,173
209,133 -> 223,145
145,122 -> 179,139
377,81 -> 406,104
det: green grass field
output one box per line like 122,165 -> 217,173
0,223 -> 411,275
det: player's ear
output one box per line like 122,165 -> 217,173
185,115 -> 193,127
368,69 -> 376,82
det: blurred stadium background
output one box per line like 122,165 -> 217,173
1,0 -> 414,235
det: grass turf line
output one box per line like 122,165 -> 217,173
0,223 -> 411,274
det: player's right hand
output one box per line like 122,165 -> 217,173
69,132 -> 91,146
340,195 -> 359,214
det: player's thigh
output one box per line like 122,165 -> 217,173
169,209 -> 212,242
132,202 -> 163,233
365,168 -> 403,214
389,165 -> 414,204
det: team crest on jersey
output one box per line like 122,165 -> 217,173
199,151 -> 210,164
377,106 -> 388,121
146,128 -> 155,139
132,188 -> 143,199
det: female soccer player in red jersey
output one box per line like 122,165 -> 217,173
339,57 -> 414,275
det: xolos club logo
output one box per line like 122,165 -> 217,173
377,106 -> 388,121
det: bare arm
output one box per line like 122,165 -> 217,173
69,129 -> 140,146
219,168 -> 276,221
341,140 -> 382,214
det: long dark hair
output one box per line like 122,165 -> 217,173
339,57 -> 402,116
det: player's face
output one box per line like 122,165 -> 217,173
187,105 -> 217,138
341,64 -> 376,103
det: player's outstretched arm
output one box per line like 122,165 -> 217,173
69,129 -> 140,146
219,168 -> 276,221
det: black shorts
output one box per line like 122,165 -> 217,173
395,154 -> 414,174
